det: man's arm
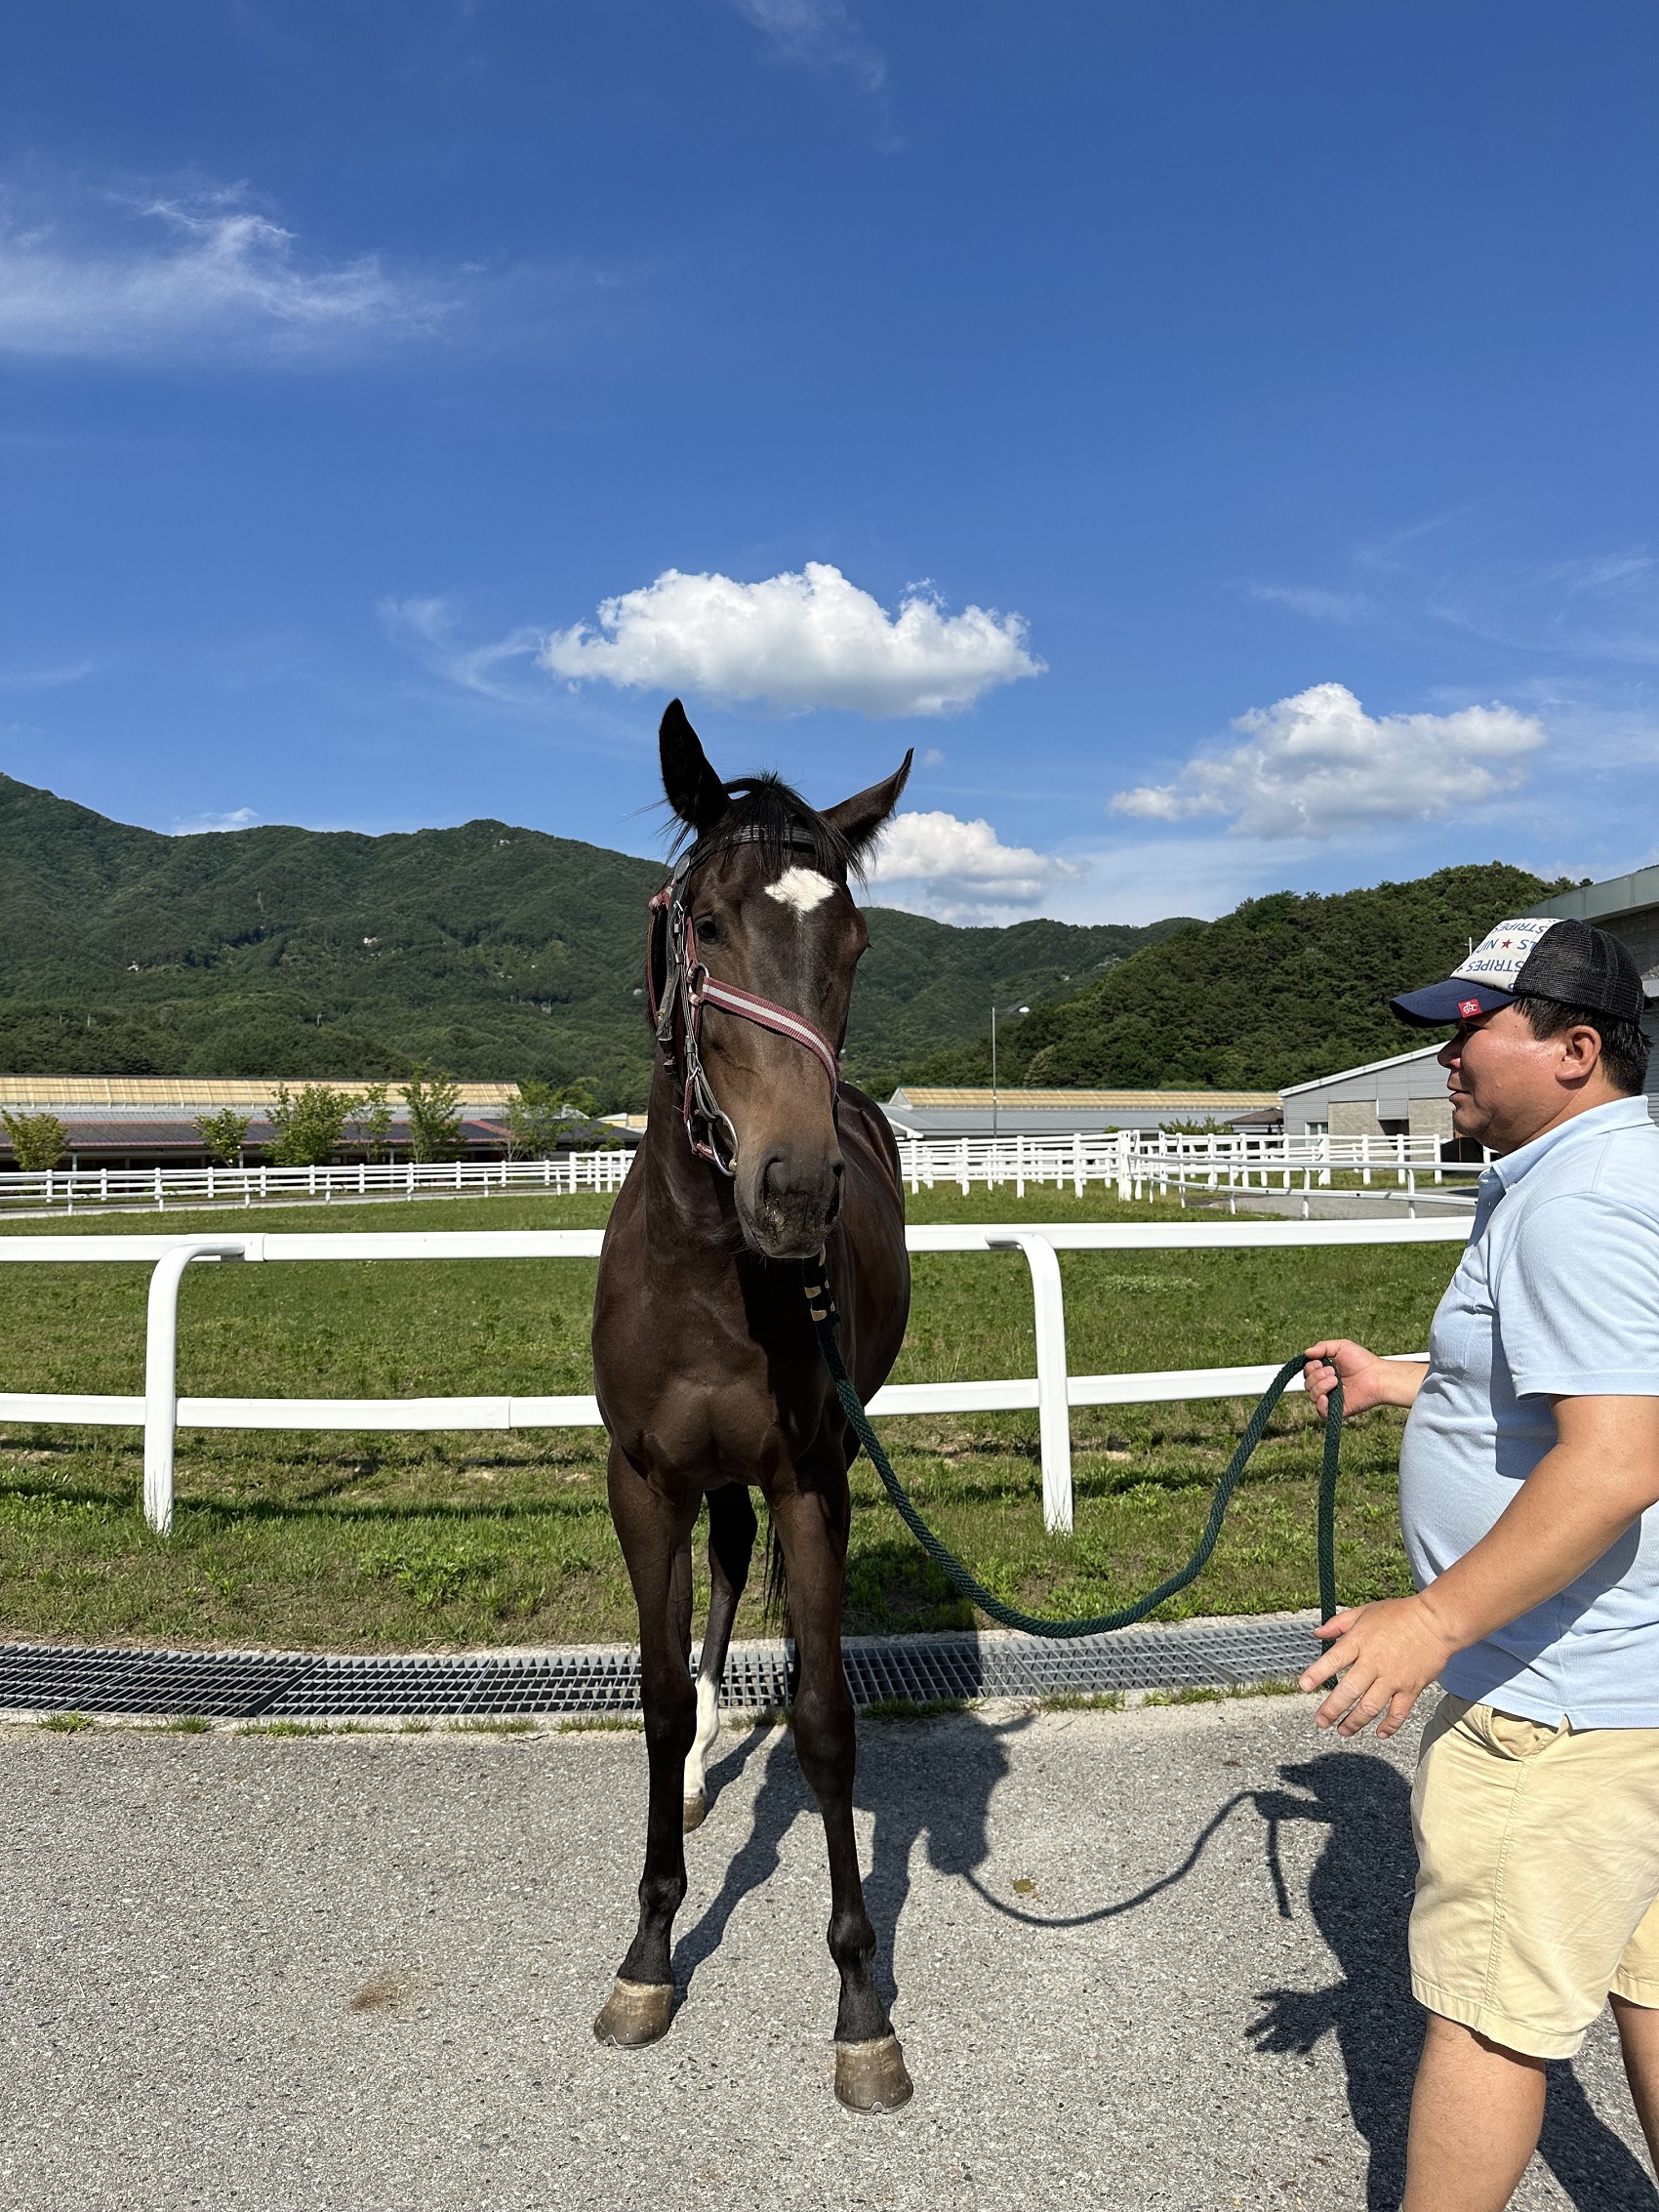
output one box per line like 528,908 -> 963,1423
1301,1395 -> 1659,1737
1303,1338 -> 1427,1418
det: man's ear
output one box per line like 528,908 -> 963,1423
823,751 -> 913,863
659,699 -> 729,833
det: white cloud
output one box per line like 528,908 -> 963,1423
1110,681 -> 1547,840
540,563 -> 1042,717
865,808 -> 1076,922
1245,584 -> 1371,624
731,0 -> 884,88
173,806 -> 259,834
0,188 -> 454,364
379,594 -> 548,706
0,658 -> 95,688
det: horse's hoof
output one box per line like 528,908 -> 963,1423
683,1793 -> 707,1832
833,2033 -> 913,2113
592,1979 -> 673,2047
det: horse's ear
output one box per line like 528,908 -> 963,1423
823,751 -> 913,862
659,699 -> 729,833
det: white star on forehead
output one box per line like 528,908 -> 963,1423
764,867 -> 836,915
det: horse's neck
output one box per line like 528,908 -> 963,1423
639,1058 -> 743,1259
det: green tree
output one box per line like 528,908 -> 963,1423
348,1083 -> 393,1161
401,1066 -> 464,1162
2,1110 -> 66,1171
267,1083 -> 360,1167
194,1107 -> 251,1166
504,1078 -> 597,1158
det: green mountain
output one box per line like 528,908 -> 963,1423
911,862 -> 1570,1094
0,772 -> 1188,1108
847,909 -> 1194,1099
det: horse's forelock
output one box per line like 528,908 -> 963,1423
670,772 -> 860,884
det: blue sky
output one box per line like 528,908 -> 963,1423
4,1 -> 1658,922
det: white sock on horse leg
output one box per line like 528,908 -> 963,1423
683,1663 -> 720,1803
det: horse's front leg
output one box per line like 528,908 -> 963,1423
684,1482 -> 757,1829
593,1446 -> 699,2049
772,1486 -> 912,2114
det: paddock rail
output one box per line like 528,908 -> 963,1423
0,1128 -> 1481,1215
0,1219 -> 1468,1536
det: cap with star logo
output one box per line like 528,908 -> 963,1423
1392,915 -> 1646,1028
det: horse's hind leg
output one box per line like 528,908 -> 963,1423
683,1484 -> 758,1829
593,1448 -> 698,2050
772,1489 -> 912,2115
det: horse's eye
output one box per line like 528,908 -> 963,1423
694,913 -> 720,941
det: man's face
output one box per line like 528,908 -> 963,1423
1436,1003 -> 1608,1153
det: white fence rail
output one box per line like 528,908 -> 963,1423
0,1218 -> 1467,1536
0,1151 -> 634,1214
0,1128 -> 1476,1216
896,1127 -> 1473,1200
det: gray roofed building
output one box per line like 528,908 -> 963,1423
883,1086 -> 1281,1137
1279,1044 -> 1455,1142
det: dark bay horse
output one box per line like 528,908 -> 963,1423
589,699 -> 914,2112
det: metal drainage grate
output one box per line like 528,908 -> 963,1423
841,1618 -> 1320,1703
0,1617 -> 1317,1723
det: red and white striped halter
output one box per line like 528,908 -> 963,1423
645,830 -> 841,1174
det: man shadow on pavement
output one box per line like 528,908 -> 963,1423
1249,1753 -> 1658,2211
669,1712 -> 1655,2211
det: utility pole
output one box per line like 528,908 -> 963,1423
991,1003 -> 1030,1141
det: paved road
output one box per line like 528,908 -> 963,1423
2,1699 -> 1651,2212
1214,1190 -> 1476,1223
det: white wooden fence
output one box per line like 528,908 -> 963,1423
895,1127 -> 1469,1198
0,1217 -> 1467,1536
0,1150 -> 635,1214
0,1129 -> 1476,1216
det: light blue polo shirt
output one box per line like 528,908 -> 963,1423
1398,1093 -> 1659,1728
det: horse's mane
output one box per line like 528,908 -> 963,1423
669,772 -> 861,883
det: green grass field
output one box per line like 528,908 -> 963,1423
0,1184 -> 1458,1652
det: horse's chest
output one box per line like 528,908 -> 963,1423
606,1304 -> 823,1487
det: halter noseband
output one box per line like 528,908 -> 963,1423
645,828 -> 842,1175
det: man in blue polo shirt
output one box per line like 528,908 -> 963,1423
1303,915 -> 1659,2211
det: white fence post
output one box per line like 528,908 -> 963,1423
142,1238 -> 259,1535
990,1232 -> 1072,1534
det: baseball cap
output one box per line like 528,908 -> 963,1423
1392,916 -> 1646,1028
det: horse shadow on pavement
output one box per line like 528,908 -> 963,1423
669,1707 -> 1018,2007
670,1713 -> 1655,2211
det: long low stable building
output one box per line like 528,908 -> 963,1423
0,1077 -> 532,1168
1279,1045 -> 1455,1143
882,1086 -> 1282,1137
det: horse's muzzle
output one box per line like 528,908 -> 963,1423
740,1146 -> 844,1259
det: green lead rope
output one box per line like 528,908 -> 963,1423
804,1260 -> 1345,1637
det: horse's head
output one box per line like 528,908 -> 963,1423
657,698 -> 910,1259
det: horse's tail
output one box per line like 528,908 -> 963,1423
762,1514 -> 790,1634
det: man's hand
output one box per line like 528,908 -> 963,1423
1299,1594 -> 1459,1738
1304,1339 -> 1427,1418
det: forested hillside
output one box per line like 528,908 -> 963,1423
0,771 -> 1186,1106
907,863 -> 1571,1093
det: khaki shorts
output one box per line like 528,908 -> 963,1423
1411,1694 -> 1659,2058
